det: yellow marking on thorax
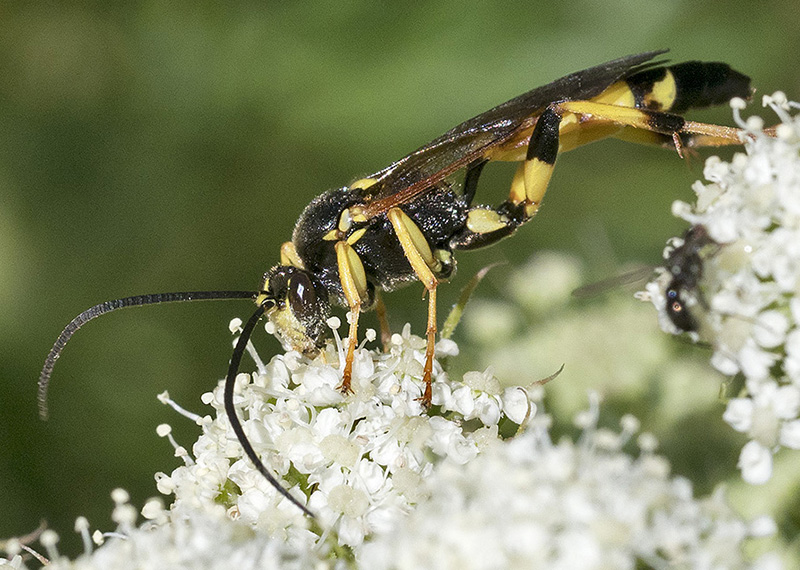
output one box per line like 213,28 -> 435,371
346,228 -> 367,245
324,207 -> 369,242
350,178 -> 378,191
338,208 -> 354,232
349,206 -> 367,223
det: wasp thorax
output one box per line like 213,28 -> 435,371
260,266 -> 331,354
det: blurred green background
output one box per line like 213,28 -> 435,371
1,0 -> 798,558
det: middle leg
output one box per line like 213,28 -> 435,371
387,207 -> 441,407
334,240 -> 370,393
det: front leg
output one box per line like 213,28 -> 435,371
334,240 -> 370,393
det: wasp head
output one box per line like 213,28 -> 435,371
257,266 -> 331,354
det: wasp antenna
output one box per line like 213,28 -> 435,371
38,290 -> 256,420
223,304 -> 314,518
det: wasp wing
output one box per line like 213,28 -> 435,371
362,50 -> 668,218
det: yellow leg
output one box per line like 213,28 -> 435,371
387,207 -> 440,406
557,100 -> 744,144
511,99 -> 745,219
335,240 -> 370,394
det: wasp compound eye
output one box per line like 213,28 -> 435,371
288,273 -> 317,318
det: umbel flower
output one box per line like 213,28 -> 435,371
155,320 -> 530,553
361,392 -> 778,570
2,491 -> 326,570
643,94 -> 800,485
6,328 -> 778,568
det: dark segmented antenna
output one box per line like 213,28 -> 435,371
38,291 -> 256,420
224,304 -> 315,517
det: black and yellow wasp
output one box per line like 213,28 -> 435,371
39,50 -> 752,515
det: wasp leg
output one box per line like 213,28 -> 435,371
517,99 -> 743,204
558,100 -> 743,141
387,207 -> 441,407
374,291 -> 392,351
463,159 -> 488,206
613,127 -> 748,152
449,105 -> 560,251
334,240 -> 370,393
422,285 -> 437,405
452,99 -> 746,251
280,241 -> 305,268
341,308 -> 360,393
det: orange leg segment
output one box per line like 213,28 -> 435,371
421,285 -> 437,407
340,308 -> 360,393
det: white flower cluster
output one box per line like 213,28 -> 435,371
360,393 -> 779,570
5,328 -> 781,568
644,94 -> 800,484
155,321 -> 531,553
2,491 -> 333,570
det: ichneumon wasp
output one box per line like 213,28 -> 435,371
39,50 -> 754,515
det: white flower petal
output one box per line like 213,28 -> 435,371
738,440 -> 773,484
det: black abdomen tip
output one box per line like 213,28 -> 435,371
669,61 -> 752,113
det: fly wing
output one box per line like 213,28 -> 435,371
362,50 -> 668,218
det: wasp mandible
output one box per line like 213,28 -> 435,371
39,51 -> 752,516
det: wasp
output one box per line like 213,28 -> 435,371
39,51 -> 752,516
